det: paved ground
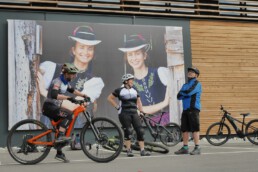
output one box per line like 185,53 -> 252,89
1,138 -> 258,172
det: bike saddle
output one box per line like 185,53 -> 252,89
240,113 -> 250,117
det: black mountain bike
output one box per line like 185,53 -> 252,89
206,105 -> 258,146
104,112 -> 182,154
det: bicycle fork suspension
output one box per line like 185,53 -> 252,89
218,118 -> 226,135
83,112 -> 102,155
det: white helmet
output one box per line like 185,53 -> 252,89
122,73 -> 134,83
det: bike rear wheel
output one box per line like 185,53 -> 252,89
7,119 -> 52,165
80,117 -> 123,163
131,141 -> 169,154
206,122 -> 230,146
246,119 -> 258,145
160,122 -> 182,147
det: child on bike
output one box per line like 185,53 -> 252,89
107,73 -> 151,157
42,63 -> 89,162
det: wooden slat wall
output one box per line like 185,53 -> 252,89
1,0 -> 258,21
190,20 -> 258,135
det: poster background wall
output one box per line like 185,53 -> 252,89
8,20 -> 185,129
0,10 -> 191,146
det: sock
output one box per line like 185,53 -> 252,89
140,148 -> 144,152
183,145 -> 188,150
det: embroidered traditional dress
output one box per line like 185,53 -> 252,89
133,67 -> 169,125
133,67 -> 166,106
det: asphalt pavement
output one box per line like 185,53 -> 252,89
1,138 -> 258,172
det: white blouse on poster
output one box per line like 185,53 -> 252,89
157,67 -> 170,86
39,61 -> 104,102
40,61 -> 56,89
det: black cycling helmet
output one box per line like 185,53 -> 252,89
188,66 -> 200,77
62,63 -> 79,74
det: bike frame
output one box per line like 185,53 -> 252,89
220,109 -> 247,137
142,112 -> 170,141
27,105 -> 93,146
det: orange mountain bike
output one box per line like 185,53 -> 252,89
7,100 -> 123,164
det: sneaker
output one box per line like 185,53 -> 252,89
74,143 -> 82,150
127,149 -> 134,157
140,150 -> 151,156
55,153 -> 70,163
55,136 -> 71,143
190,147 -> 201,155
174,147 -> 189,155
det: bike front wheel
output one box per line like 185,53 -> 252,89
206,122 -> 231,146
160,122 -> 182,147
80,117 -> 123,163
7,119 -> 52,165
246,119 -> 258,145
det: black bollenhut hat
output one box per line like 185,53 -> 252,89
68,26 -> 101,46
119,34 -> 150,52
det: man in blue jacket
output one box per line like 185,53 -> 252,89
175,66 -> 202,155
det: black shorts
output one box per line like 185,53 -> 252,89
118,110 -> 142,130
42,101 -> 71,122
181,109 -> 200,132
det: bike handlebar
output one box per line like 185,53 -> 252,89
139,112 -> 146,118
74,97 -> 91,106
220,105 -> 230,115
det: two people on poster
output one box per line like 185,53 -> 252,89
38,25 -> 171,128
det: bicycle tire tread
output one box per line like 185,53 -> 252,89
7,119 -> 52,165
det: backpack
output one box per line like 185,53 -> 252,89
70,133 -> 81,150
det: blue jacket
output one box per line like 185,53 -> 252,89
177,78 -> 202,111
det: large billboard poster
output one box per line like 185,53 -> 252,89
8,20 -> 185,130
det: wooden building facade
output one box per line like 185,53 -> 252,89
1,0 -> 258,146
191,20 -> 258,134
